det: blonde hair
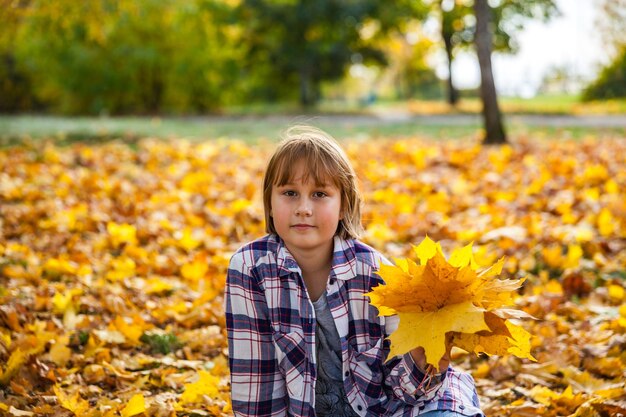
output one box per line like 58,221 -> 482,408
263,125 -> 363,240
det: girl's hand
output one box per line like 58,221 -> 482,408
409,347 -> 450,374
409,334 -> 452,374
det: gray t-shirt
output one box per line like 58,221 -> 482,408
312,292 -> 359,417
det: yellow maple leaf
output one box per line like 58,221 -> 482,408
178,228 -> 201,251
414,235 -> 443,265
53,385 -> 90,416
121,393 -> 146,417
597,208 -> 615,237
542,245 -> 564,269
43,257 -> 79,277
181,260 -> 208,282
230,198 -> 252,213
107,222 -> 138,248
0,330 -> 10,348
106,256 -> 136,281
0,348 -> 27,386
52,287 -> 83,314
564,244 -> 583,269
529,385 -> 561,406
112,316 -> 147,346
365,222 -> 396,247
365,237 -> 530,366
608,285 -> 625,302
178,370 -> 220,405
49,338 -> 72,366
390,301 -> 489,363
452,317 -> 535,361
145,276 -> 175,294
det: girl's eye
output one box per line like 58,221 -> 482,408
283,190 -> 297,197
313,191 -> 327,198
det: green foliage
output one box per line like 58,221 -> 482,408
0,4 -> 39,112
238,0 -> 426,106
4,0 -> 244,114
140,332 -> 182,355
0,0 -> 566,114
439,0 -> 558,54
69,330 -> 90,349
398,39 -> 442,100
0,54 -> 40,113
582,48 -> 626,100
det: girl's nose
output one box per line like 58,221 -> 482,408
295,200 -> 312,216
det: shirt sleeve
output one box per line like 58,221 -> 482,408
225,250 -> 288,416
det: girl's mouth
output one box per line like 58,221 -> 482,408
292,224 -> 314,230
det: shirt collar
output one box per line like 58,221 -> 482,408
275,236 -> 301,276
330,235 -> 358,280
275,235 -> 359,280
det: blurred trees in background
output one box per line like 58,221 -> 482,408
0,1 -> 40,112
377,25 -> 441,100
1,0 -> 245,114
582,0 -> 625,100
237,0 -> 428,107
433,0 -> 557,106
431,0 -> 557,144
583,50 -> 626,101
2,0 -> 599,116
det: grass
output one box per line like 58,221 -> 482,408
0,114 -> 481,146
1,114 -> 624,148
1,95 -> 624,146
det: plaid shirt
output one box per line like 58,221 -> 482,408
225,234 -> 484,417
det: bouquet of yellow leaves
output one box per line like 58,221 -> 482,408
365,237 -> 535,367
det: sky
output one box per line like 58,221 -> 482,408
445,0 -> 607,97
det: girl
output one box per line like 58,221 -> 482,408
225,126 -> 483,417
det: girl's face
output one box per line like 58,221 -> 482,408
270,160 -> 342,256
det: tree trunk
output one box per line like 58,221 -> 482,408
441,13 -> 459,106
299,67 -> 317,108
473,0 -> 507,144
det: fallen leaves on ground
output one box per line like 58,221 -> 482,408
1,135 -> 625,416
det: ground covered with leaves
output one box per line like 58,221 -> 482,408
1,135 -> 625,416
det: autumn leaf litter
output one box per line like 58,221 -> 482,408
1,136 -> 625,416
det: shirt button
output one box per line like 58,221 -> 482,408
357,405 -> 363,411
344,370 -> 349,377
329,278 -> 336,285
459,405 -> 465,410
